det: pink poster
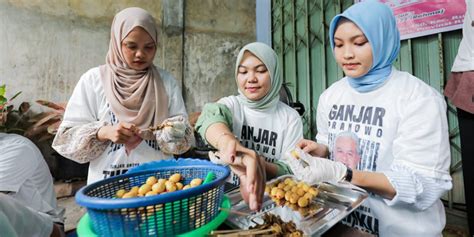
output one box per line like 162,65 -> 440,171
356,0 -> 466,40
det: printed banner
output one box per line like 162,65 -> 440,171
355,0 -> 466,40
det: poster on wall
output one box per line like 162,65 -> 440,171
355,0 -> 466,40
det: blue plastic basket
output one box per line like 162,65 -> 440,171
75,159 -> 230,237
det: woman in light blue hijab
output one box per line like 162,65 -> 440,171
287,1 -> 452,236
329,0 -> 400,93
196,42 -> 304,211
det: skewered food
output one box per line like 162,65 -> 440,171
250,213 -> 303,236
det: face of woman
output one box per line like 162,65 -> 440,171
237,52 -> 271,101
121,27 -> 156,71
333,20 -> 373,78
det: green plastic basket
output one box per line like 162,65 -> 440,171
77,196 -> 230,237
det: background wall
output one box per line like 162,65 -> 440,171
0,0 -> 256,113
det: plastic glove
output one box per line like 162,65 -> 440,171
155,115 -> 194,154
155,116 -> 188,142
284,148 -> 347,184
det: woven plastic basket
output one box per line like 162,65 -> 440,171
77,196 -> 231,237
75,159 -> 230,237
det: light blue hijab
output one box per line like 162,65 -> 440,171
329,0 -> 400,93
235,42 -> 281,110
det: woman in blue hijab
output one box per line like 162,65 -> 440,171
286,1 -> 452,236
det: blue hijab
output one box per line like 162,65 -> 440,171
329,0 -> 400,93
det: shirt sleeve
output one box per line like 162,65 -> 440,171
0,193 -> 53,237
274,160 -> 293,176
381,95 -> 452,210
280,110 -> 304,157
277,110 -> 304,176
52,121 -> 109,163
52,70 -> 110,163
315,92 -> 329,146
195,102 -> 234,145
0,135 -> 38,193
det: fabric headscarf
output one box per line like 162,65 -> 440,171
329,0 -> 400,93
100,7 -> 168,129
235,42 -> 281,110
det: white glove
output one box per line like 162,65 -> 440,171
155,115 -> 194,154
155,116 -> 187,142
284,148 -> 347,184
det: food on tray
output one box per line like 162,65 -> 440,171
250,213 -> 303,236
115,173 -> 202,198
266,177 -> 319,207
266,177 -> 322,217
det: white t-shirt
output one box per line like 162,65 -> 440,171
218,96 -> 303,184
0,133 -> 64,224
61,67 -> 187,184
451,0 -> 474,72
0,193 -> 53,237
316,69 -> 452,236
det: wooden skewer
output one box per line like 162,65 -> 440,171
241,228 -> 274,235
210,229 -> 242,234
210,229 -> 274,237
219,207 -> 251,217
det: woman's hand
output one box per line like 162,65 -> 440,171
97,122 -> 139,143
296,139 -> 329,158
229,147 -> 266,211
285,148 -> 346,184
209,142 -> 266,211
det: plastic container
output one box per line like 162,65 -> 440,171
77,196 -> 231,237
75,159 -> 230,237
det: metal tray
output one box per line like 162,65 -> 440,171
225,175 -> 368,236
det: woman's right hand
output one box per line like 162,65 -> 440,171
97,122 -> 139,143
296,139 -> 329,158
223,144 -> 266,211
209,139 -> 266,211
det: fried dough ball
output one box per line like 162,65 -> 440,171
129,186 -> 139,195
297,197 -> 309,208
169,173 -> 182,183
146,176 -> 158,186
122,192 -> 136,198
138,184 -> 152,195
182,184 -> 191,190
152,182 -> 166,193
190,178 -> 203,187
165,181 -> 177,192
116,189 -> 126,198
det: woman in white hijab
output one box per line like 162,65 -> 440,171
196,42 -> 304,210
53,7 -> 192,184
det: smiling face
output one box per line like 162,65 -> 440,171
237,51 -> 271,101
333,20 -> 373,78
334,136 -> 361,169
121,27 -> 157,70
